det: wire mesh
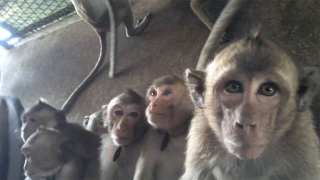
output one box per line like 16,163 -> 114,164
0,0 -> 75,47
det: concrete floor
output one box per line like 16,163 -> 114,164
0,0 -> 319,131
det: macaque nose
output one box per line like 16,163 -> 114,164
235,121 -> 256,130
149,102 -> 158,111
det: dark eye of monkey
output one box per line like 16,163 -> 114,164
224,81 -> 243,93
150,90 -> 157,96
129,112 -> 139,118
115,110 -> 124,116
259,83 -> 278,96
163,90 -> 171,96
30,118 -> 36,123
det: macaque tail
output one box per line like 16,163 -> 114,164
196,0 -> 248,71
61,32 -> 107,112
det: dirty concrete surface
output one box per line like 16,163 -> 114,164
0,0 -> 319,133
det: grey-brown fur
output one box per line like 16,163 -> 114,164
83,110 -> 108,135
151,75 -> 186,87
22,127 -> 100,180
21,101 -> 101,161
182,32 -> 320,179
100,89 -> 149,179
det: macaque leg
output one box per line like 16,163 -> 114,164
191,0 -> 215,30
123,9 -> 152,37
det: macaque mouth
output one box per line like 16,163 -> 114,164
114,136 -> 131,140
149,112 -> 168,116
225,139 -> 266,148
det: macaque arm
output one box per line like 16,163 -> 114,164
133,154 -> 157,180
100,137 -> 118,179
134,129 -> 160,180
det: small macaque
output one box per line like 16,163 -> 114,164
100,89 -> 149,179
21,99 -> 66,142
62,0 -> 153,112
134,75 -> 194,180
21,100 -> 101,161
181,31 -> 320,179
22,127 -> 99,180
83,110 -> 108,135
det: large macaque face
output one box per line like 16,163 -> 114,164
21,129 -> 69,180
185,33 -> 320,160
213,72 -> 291,159
108,103 -> 142,146
146,76 -> 194,133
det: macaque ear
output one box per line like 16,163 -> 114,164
60,140 -> 76,162
297,67 -> 320,112
37,98 -> 48,104
185,69 -> 206,109
101,104 -> 108,110
101,105 -> 108,119
55,110 -> 67,124
83,116 -> 89,126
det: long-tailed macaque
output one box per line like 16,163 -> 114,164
83,110 -> 108,135
134,75 -> 194,180
100,89 -> 149,179
62,0 -> 152,112
21,100 -> 101,161
22,127 -> 100,180
181,31 -> 320,180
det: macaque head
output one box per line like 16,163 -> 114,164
21,99 -> 66,142
146,75 -> 194,134
186,32 -> 319,160
103,89 -> 148,146
83,110 -> 108,135
21,127 -> 75,180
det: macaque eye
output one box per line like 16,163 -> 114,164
224,81 -> 243,93
98,121 -> 104,126
129,112 -> 139,118
259,83 -> 278,96
114,110 -> 124,116
30,118 -> 36,123
163,90 -> 171,96
150,90 -> 157,96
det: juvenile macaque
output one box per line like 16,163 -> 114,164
100,89 -> 149,179
134,75 -> 194,180
22,127 -> 99,180
62,0 -> 152,112
181,31 -> 320,180
21,100 -> 101,161
21,99 -> 66,142
83,110 -> 108,135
